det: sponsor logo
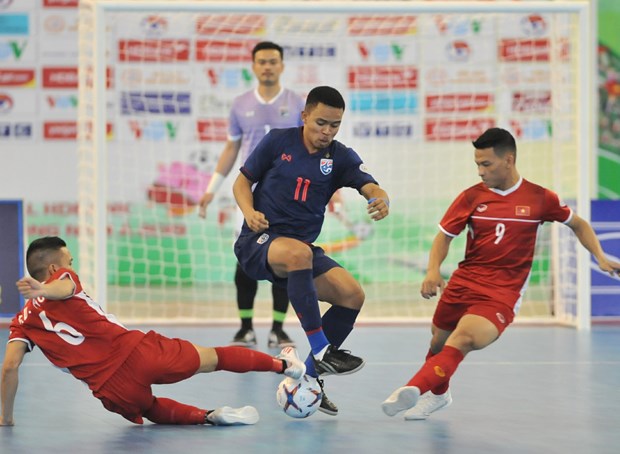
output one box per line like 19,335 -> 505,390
128,120 -> 179,141
433,366 -> 446,377
141,15 -> 168,37
0,122 -> 32,138
499,38 -> 559,62
43,14 -> 78,34
43,0 -> 78,7
521,14 -> 547,37
0,1 -> 14,9
196,15 -> 265,35
197,119 -> 228,141
353,121 -> 413,138
446,40 -> 471,62
282,44 -> 337,59
120,92 -> 191,115
320,158 -> 333,175
348,16 -> 417,35
348,66 -> 417,89
0,93 -> 13,114
46,94 -> 78,109
0,69 -> 35,87
119,40 -> 190,62
257,233 -> 269,244
204,67 -> 253,88
426,94 -> 493,113
434,16 -> 483,36
496,312 -> 506,324
273,16 -> 340,34
0,14 -> 28,35
515,206 -> 531,216
44,121 -> 77,140
195,40 -> 257,62
476,204 -> 488,213
0,40 -> 27,61
281,153 -> 292,162
120,68 -> 191,87
425,118 -> 495,141
349,91 -> 418,114
42,67 -> 78,88
356,41 -> 406,62
425,68 -> 492,88
512,91 -> 551,113
509,119 -> 552,140
196,93 -> 233,117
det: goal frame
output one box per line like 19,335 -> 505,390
78,0 -> 596,329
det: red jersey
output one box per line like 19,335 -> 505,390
439,178 -> 572,310
8,268 -> 144,391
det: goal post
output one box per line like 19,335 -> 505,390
78,0 -> 595,328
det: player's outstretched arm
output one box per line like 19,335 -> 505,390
198,140 -> 242,219
360,183 -> 390,221
568,214 -> 620,277
420,231 -> 453,299
16,276 -> 75,300
1,341 -> 28,426
233,173 -> 269,232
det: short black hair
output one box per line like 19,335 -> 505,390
26,236 -> 67,281
305,86 -> 345,112
252,41 -> 283,61
472,127 -> 517,160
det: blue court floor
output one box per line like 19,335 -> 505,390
1,323 -> 619,454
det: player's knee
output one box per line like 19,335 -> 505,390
344,282 -> 365,309
282,245 -> 313,270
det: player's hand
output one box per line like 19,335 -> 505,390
367,197 -> 389,221
16,276 -> 45,299
420,271 -> 445,299
198,192 -> 215,219
599,258 -> 620,278
246,210 -> 269,233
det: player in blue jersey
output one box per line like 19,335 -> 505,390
232,86 -> 390,416
198,41 -> 305,349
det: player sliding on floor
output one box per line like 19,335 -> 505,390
382,127 -> 620,421
0,236 -> 306,427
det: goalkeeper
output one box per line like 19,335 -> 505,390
382,127 -> 620,421
232,86 -> 390,416
1,236 -> 306,426
198,41 -> 304,350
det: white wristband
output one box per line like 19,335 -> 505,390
205,172 -> 225,195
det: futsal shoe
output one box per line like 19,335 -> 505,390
277,346 -> 306,380
206,406 -> 259,425
229,328 -> 257,347
313,345 -> 365,376
403,389 -> 452,420
268,329 -> 296,348
316,378 -> 338,416
381,386 -> 421,417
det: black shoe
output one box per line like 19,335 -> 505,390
267,329 -> 296,348
317,378 -> 338,416
314,345 -> 365,376
229,328 -> 256,347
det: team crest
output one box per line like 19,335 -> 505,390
476,204 -> 488,213
257,233 -> 269,244
320,158 -> 333,175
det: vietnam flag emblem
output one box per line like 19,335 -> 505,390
516,206 -> 530,216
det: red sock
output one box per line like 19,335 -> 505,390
143,397 -> 206,425
214,346 -> 282,373
406,346 -> 464,395
425,349 -> 450,395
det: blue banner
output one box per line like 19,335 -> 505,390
591,200 -> 620,316
0,200 -> 24,318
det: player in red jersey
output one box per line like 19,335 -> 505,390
382,127 -> 620,420
0,236 -> 306,427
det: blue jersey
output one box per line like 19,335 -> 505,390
240,127 -> 378,242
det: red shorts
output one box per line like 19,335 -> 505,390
93,330 -> 200,423
433,285 -> 515,335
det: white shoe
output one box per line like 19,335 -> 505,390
404,390 -> 452,420
277,346 -> 306,380
381,386 -> 420,417
207,406 -> 259,425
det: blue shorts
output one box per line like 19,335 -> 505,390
234,230 -> 341,286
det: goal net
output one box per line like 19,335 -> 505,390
78,0 -> 593,327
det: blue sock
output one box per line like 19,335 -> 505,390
287,269 -> 329,355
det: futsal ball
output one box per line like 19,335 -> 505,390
276,375 -> 322,419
